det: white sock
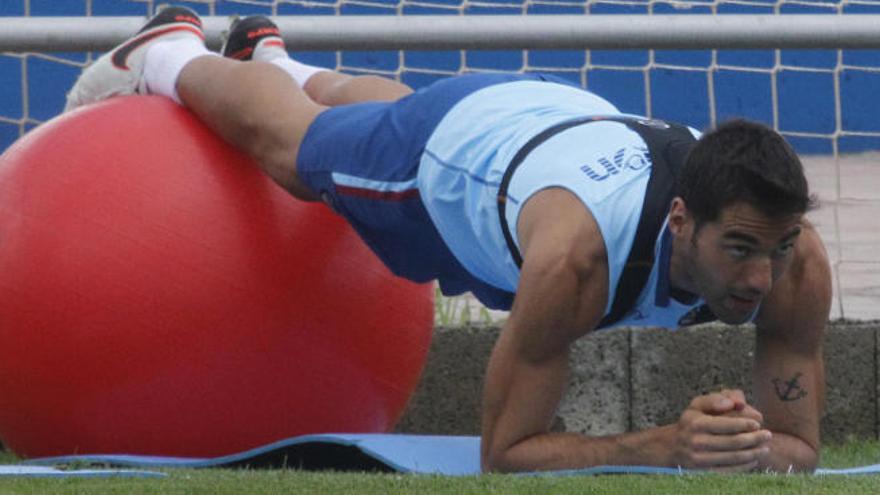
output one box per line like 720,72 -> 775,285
143,38 -> 217,104
269,57 -> 327,88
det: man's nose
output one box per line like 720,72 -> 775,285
744,257 -> 773,296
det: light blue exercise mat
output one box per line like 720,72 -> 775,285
20,434 -> 880,476
0,465 -> 165,478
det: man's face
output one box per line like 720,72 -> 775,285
672,200 -> 803,324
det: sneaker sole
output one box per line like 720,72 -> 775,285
111,24 -> 204,70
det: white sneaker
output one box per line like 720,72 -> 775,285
64,6 -> 204,112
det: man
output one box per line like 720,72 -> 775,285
66,7 -> 832,473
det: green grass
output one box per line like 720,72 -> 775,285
434,288 -> 497,326
819,439 -> 880,468
3,471 -> 880,495
2,442 -> 879,494
2,467 -> 880,495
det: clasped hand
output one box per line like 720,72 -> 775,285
670,389 -> 772,472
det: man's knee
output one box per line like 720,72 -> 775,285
221,62 -> 323,200
224,62 -> 313,135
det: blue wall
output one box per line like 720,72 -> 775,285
2,0 -> 879,154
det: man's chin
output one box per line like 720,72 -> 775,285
708,303 -> 757,325
716,312 -> 754,325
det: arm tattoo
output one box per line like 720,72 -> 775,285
772,372 -> 808,402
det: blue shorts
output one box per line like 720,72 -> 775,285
296,73 -> 573,309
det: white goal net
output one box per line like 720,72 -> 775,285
2,0 -> 879,322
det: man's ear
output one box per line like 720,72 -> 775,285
667,197 -> 690,236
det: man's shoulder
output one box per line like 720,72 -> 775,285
755,219 -> 832,336
518,188 -> 609,277
785,220 -> 831,291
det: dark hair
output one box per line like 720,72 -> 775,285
676,119 -> 815,227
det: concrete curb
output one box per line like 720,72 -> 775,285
397,321 -> 878,443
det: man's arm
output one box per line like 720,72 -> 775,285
753,221 -> 832,472
481,188 -> 771,472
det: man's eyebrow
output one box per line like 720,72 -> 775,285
722,227 -> 802,245
780,227 -> 802,243
721,231 -> 760,245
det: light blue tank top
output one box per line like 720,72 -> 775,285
418,81 -> 705,327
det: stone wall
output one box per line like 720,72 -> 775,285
0,322 -> 871,454
397,322 -> 878,443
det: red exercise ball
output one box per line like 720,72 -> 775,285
0,96 -> 433,458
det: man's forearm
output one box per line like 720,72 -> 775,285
488,426 -> 676,472
757,431 -> 819,473
488,392 -> 774,473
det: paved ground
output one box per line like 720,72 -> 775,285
804,153 -> 880,321
452,153 -> 880,323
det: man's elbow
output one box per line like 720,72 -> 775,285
481,446 -> 518,473
794,445 -> 820,473
791,434 -> 821,473
772,453 -> 819,474
763,435 -> 820,473
481,436 -> 539,474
